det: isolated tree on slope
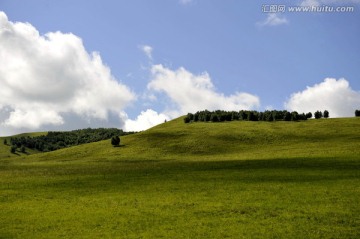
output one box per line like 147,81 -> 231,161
111,136 -> 120,147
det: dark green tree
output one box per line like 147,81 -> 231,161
239,111 -> 247,120
291,111 -> 299,121
210,113 -> 219,122
283,111 -> 291,121
314,110 -> 322,119
184,116 -> 191,123
111,136 -> 120,147
3,139 -> 7,145
10,145 -> 17,154
323,110 -> 329,118
306,112 -> 312,119
20,145 -> 26,153
355,110 -> 360,117
266,112 -> 274,121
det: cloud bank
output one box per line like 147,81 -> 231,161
0,12 -> 135,132
123,64 -> 260,132
148,64 -> 260,117
124,109 -> 169,132
285,78 -> 360,117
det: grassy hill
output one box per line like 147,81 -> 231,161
0,132 -> 45,158
26,116 -> 360,162
1,117 -> 360,238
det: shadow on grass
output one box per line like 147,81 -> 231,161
21,156 -> 360,194
112,144 -> 125,148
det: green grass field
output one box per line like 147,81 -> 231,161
1,117 -> 360,238
0,132 -> 45,159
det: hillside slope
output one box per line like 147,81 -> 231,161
0,132 -> 45,159
1,117 -> 360,238
24,117 -> 360,163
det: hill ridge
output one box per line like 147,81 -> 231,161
4,116 -> 356,163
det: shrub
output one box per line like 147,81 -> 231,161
355,110 -> 360,117
111,136 -> 120,147
10,145 -> 17,154
323,110 -> 329,118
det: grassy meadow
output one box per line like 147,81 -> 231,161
0,117 -> 360,238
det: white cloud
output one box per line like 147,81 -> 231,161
179,0 -> 193,5
4,108 -> 64,129
284,78 -> 360,117
139,45 -> 153,60
147,64 -> 260,117
123,109 -> 169,132
258,13 -> 289,27
0,11 -> 136,132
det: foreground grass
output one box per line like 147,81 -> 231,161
1,118 -> 360,238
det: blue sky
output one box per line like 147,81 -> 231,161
0,0 -> 360,135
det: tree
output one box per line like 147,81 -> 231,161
3,139 -> 7,145
306,112 -> 312,119
210,113 -> 219,122
291,111 -> 299,121
283,111 -> 291,121
10,145 -> 17,154
20,145 -> 26,153
314,110 -> 322,119
111,136 -> 120,147
355,110 -> 360,117
323,110 -> 329,118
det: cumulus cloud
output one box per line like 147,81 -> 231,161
139,45 -> 153,60
147,64 -> 260,117
123,109 -> 169,132
284,78 -> 360,117
0,12 -> 135,132
258,13 -> 289,27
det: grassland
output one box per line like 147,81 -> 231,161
0,117 -> 360,238
0,132 -> 45,159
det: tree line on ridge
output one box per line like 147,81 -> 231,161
5,128 -> 134,153
184,110 -> 330,123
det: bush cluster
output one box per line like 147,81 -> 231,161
184,110 -> 320,123
9,128 -> 134,153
